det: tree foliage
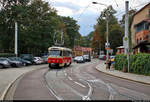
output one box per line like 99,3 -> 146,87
61,16 -> 80,48
91,5 -> 124,54
0,0 -> 81,56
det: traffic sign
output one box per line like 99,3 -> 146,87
105,47 -> 110,50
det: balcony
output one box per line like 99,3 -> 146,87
135,30 -> 149,44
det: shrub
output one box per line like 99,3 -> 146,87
114,53 -> 150,76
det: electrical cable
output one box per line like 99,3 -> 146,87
130,0 -> 135,10
131,1 -> 150,9
77,2 -> 91,21
115,1 -> 149,18
114,0 -> 119,7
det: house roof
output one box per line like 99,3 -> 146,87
133,40 -> 150,49
131,2 -> 150,26
133,2 -> 150,18
134,18 -> 150,27
117,46 -> 124,49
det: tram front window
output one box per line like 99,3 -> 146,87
49,50 -> 62,56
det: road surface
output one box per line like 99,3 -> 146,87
4,59 -> 150,100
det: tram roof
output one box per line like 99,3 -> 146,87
48,46 -> 72,51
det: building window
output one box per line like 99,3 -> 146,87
135,22 -> 149,33
136,23 -> 144,33
145,22 -> 149,30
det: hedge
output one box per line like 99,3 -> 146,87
114,53 -> 150,76
0,53 -> 16,57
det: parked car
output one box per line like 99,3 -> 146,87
83,55 -> 91,62
76,56 -> 85,63
38,57 -> 45,64
9,57 -> 32,66
2,58 -> 22,67
33,57 -> 43,64
73,56 -> 78,62
99,55 -> 106,60
41,56 -> 48,64
74,56 -> 81,62
20,54 -> 34,63
0,58 -> 11,68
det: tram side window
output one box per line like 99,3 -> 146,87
66,51 -> 69,57
63,50 -> 71,57
63,51 -> 67,56
68,51 -> 72,57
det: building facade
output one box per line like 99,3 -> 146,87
116,46 -> 124,54
72,46 -> 92,57
131,3 -> 150,53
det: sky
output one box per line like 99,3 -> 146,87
45,0 -> 150,36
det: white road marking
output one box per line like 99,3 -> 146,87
45,84 -> 63,100
87,79 -> 106,85
64,70 -> 67,76
106,83 -> 117,100
80,79 -> 93,100
82,96 -> 91,100
44,75 -> 63,100
109,94 -> 114,100
74,81 -> 86,88
68,76 -> 73,80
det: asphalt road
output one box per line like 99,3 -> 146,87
5,59 -> 150,100
13,68 -> 56,100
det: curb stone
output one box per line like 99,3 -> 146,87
95,64 -> 150,86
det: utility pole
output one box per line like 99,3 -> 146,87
15,1 -> 18,57
92,2 -> 110,60
60,29 -> 64,46
106,12 -> 109,61
124,1 -> 130,72
15,22 -> 18,57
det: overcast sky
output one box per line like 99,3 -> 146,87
45,0 -> 150,36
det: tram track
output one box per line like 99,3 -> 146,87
3,66 -> 49,100
45,62 -> 95,100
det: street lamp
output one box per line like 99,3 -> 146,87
92,2 -> 110,60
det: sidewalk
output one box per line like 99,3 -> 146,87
95,61 -> 150,85
0,64 -> 48,100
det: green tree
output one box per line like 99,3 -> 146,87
0,0 -> 61,55
92,5 -> 124,54
61,16 -> 80,48
109,24 -> 124,53
0,0 -> 30,52
0,0 -> 81,55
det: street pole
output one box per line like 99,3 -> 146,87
92,2 -> 110,60
125,1 -> 130,72
15,22 -> 18,57
106,13 -> 109,61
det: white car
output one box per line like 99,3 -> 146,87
75,56 -> 85,63
74,56 -> 79,62
33,57 -> 43,64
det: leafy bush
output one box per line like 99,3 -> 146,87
114,53 -> 150,75
114,54 -> 127,71
0,53 -> 16,57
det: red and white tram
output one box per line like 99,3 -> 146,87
48,46 -> 72,68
